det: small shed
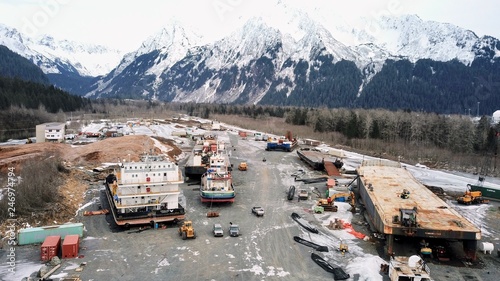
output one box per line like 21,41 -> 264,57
303,139 -> 321,146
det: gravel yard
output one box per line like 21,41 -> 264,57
2,126 -> 500,281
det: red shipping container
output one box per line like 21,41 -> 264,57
41,235 -> 61,261
62,234 -> 80,258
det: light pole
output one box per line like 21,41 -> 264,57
477,102 -> 480,117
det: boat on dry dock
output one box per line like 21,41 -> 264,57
200,151 -> 235,203
184,134 -> 220,180
105,153 -> 185,228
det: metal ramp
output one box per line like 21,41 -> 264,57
324,161 -> 341,176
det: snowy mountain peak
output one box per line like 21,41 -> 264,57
140,23 -> 200,53
0,24 -> 124,76
346,14 -> 480,64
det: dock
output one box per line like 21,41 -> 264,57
356,160 -> 481,259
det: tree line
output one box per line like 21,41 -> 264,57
180,102 -> 499,175
178,102 -> 497,155
0,76 -> 91,141
0,45 -> 49,85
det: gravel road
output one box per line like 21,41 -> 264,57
3,130 -> 500,281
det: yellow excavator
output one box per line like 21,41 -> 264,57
316,191 -> 355,212
319,192 -> 355,206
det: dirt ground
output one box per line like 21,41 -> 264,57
0,135 -> 182,234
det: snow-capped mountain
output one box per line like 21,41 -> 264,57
89,13 -> 363,103
1,2 -> 500,114
87,9 -> 500,106
0,24 -> 123,77
344,15 -> 480,65
86,21 -> 203,99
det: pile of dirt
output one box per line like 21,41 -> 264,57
0,135 -> 184,171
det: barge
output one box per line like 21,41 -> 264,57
297,148 -> 325,170
297,148 -> 344,172
357,159 -> 481,260
105,153 -> 185,228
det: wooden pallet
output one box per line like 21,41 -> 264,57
207,211 -> 219,217
83,209 -> 109,216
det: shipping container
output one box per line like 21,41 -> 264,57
18,223 -> 84,246
62,234 -> 80,258
41,235 -> 61,261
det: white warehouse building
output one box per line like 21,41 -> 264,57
36,122 -> 66,143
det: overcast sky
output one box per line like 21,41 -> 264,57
0,0 -> 498,52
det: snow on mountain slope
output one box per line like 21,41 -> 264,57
85,22 -> 203,98
150,14 -> 358,104
333,15 -> 479,65
84,2 -> 500,105
0,23 -> 123,76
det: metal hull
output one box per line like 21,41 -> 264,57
105,181 -> 185,226
200,190 -> 235,203
296,149 -> 324,170
184,166 -> 207,179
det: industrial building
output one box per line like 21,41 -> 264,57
35,122 -> 66,143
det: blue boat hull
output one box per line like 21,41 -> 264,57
200,191 -> 235,203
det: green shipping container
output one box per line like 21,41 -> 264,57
17,223 -> 84,246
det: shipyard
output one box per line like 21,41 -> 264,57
1,117 -> 500,281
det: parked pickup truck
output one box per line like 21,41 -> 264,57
229,222 -> 240,237
212,223 -> 224,237
251,206 -> 265,217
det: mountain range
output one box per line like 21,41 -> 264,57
1,5 -> 500,115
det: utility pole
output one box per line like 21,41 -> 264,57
477,102 -> 480,117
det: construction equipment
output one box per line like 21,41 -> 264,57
457,190 -> 489,205
327,192 -> 355,206
339,240 -> 348,256
317,191 -> 354,212
400,189 -> 410,199
316,198 -> 338,212
178,221 -> 196,240
238,162 -> 247,171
